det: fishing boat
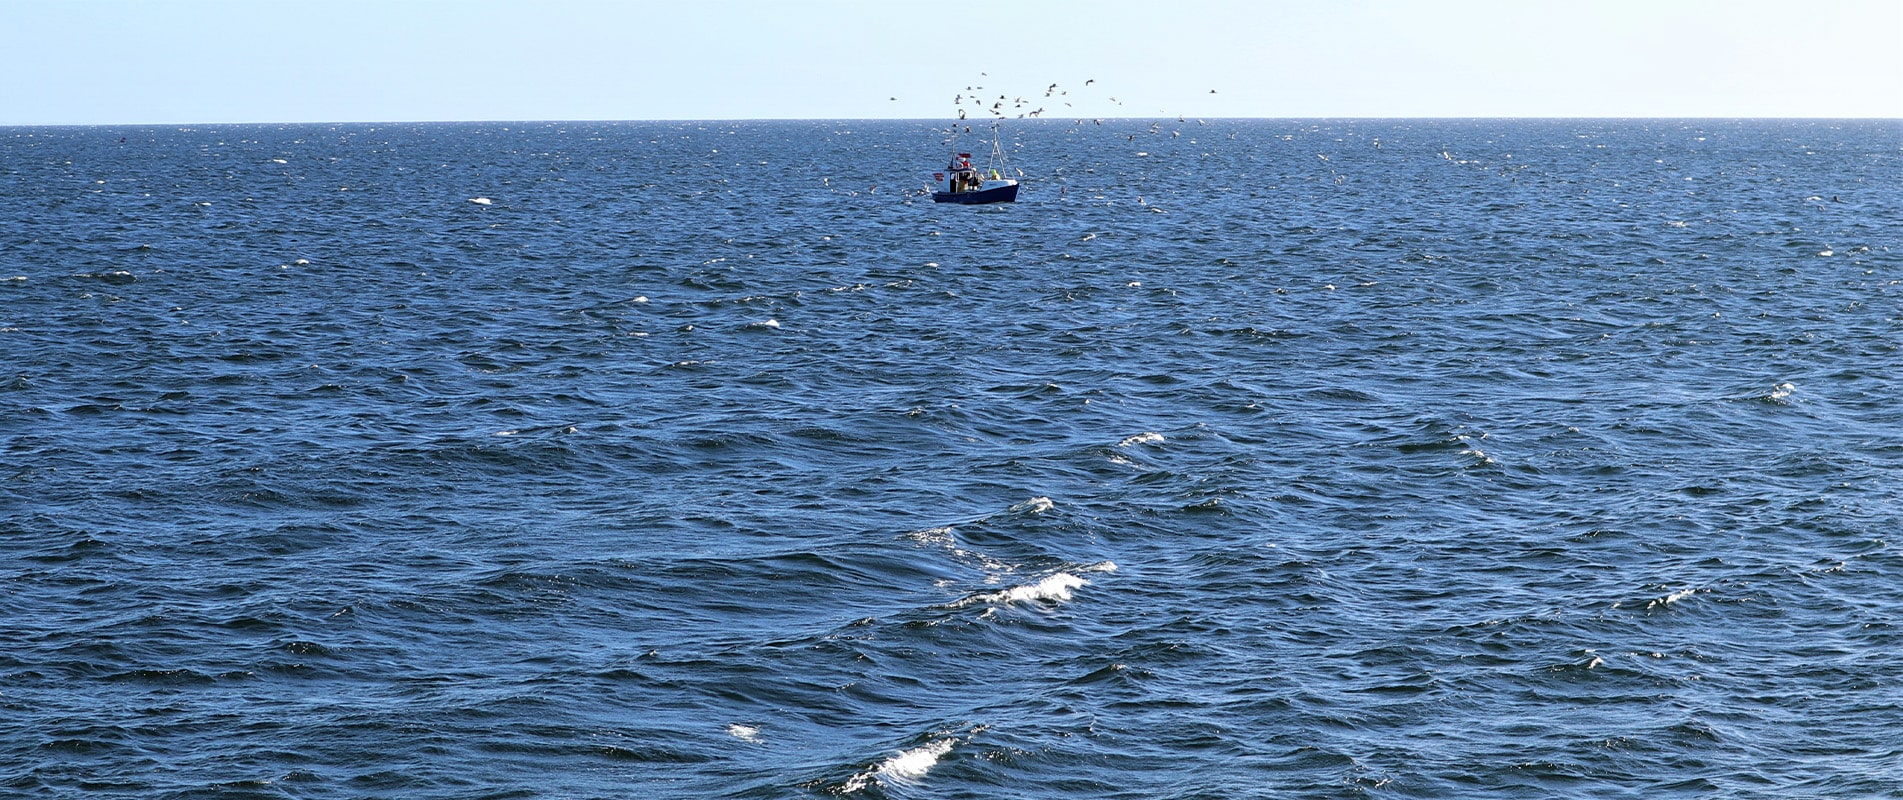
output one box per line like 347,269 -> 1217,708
930,126 -> 1019,204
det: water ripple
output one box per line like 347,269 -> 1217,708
1,119 -> 1898,798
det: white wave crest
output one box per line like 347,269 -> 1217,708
1117,432 -> 1165,447
905,526 -> 1011,572
1010,496 -> 1054,514
725,723 -> 760,743
842,738 -> 955,792
905,525 -> 955,545
1645,587 -> 1698,610
996,572 -> 1086,603
956,563 -> 1114,608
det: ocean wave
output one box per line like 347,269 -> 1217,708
1009,496 -> 1054,515
949,562 -> 1117,609
7,119 -> 1899,798
841,737 -> 956,793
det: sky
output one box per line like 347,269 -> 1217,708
2,0 -> 1898,125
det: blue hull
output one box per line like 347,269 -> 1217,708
933,183 -> 1019,204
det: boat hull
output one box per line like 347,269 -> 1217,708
932,182 -> 1019,204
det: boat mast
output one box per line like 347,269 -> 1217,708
984,121 -> 1009,177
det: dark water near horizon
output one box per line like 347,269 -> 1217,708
2,118 -> 1900,798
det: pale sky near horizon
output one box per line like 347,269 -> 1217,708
2,0 -> 1899,125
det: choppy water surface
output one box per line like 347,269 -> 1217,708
2,118 -> 1900,798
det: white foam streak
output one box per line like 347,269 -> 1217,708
905,525 -> 954,545
725,724 -> 760,743
1117,432 -> 1165,447
955,562 -> 1115,609
1010,496 -> 1054,514
998,571 -> 1087,603
1646,587 -> 1698,609
880,738 -> 953,782
842,738 -> 955,792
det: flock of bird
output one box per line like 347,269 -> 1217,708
947,74 -> 1107,120
891,72 -> 1216,122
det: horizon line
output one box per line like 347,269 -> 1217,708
5,115 -> 1900,129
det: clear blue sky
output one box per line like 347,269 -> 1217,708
3,0 -> 1898,125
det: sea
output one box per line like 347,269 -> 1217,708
1,117 -> 1899,799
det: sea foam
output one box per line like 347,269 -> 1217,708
1010,496 -> 1054,514
953,562 -> 1116,609
1645,587 -> 1699,610
842,738 -> 955,792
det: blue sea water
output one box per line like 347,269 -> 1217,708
1,117 -> 1900,798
